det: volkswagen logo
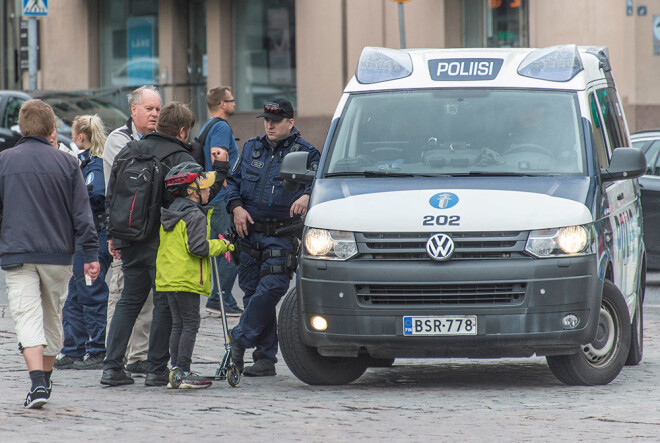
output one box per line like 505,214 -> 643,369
426,233 -> 454,261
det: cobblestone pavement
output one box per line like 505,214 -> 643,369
1,291 -> 659,441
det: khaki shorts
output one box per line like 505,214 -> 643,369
6,263 -> 73,356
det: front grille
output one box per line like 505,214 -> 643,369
356,282 -> 527,305
356,231 -> 529,261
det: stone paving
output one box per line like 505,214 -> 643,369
1,300 -> 659,442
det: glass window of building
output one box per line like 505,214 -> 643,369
233,0 -> 296,111
99,0 -> 159,89
463,0 -> 528,48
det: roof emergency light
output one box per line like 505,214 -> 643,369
356,47 -> 413,84
517,44 -> 583,82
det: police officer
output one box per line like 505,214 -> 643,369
55,115 -> 112,371
226,98 -> 320,377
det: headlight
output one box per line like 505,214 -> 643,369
525,225 -> 593,258
304,228 -> 358,260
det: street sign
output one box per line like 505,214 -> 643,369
23,0 -> 48,17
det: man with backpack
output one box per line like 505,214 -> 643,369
102,85 -> 161,377
194,86 -> 242,317
101,102 -> 229,387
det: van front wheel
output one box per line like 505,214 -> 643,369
278,287 -> 368,385
546,280 -> 631,385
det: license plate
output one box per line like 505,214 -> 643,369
403,316 -> 477,336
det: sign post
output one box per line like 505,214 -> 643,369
23,0 -> 48,91
393,0 -> 410,49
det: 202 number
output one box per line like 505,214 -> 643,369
423,215 -> 460,226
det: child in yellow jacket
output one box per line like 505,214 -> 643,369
156,161 -> 232,388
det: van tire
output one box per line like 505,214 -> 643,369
546,280 -> 631,385
363,357 -> 396,368
278,287 -> 368,385
625,268 -> 644,366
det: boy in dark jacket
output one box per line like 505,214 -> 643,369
156,161 -> 232,388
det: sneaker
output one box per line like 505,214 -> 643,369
73,352 -> 105,370
243,358 -> 276,377
100,368 -> 135,386
145,370 -> 169,387
205,299 -> 222,314
230,340 -> 245,374
53,354 -> 83,370
180,372 -> 212,389
224,305 -> 244,317
45,380 -> 52,398
24,386 -> 49,409
125,360 -> 149,377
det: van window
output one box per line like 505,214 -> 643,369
595,88 -> 627,150
589,93 -> 610,168
325,89 -> 585,177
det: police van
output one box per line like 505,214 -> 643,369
278,45 -> 647,386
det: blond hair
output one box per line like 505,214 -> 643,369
73,114 -> 106,157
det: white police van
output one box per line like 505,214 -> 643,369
278,45 -> 647,386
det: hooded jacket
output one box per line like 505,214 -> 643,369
155,197 -> 230,296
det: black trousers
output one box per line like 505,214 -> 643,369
103,242 -> 171,374
166,291 -> 201,373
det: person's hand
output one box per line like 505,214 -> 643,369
290,194 -> 310,217
211,147 -> 229,162
108,239 -> 121,260
84,262 -> 101,282
232,206 -> 253,238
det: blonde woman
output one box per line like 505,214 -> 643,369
54,115 -> 113,371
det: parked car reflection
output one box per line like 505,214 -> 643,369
632,129 -> 660,269
0,90 -> 128,151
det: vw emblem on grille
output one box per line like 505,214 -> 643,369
426,233 -> 454,261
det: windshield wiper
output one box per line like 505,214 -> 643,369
451,171 -> 538,177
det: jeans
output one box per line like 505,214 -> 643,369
61,230 -> 112,357
103,242 -> 171,374
207,199 -> 239,309
167,291 -> 201,373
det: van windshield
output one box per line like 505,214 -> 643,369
324,89 -> 585,177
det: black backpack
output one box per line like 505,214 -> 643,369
189,117 -> 226,166
107,140 -> 182,242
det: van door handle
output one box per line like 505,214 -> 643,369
617,193 -> 624,201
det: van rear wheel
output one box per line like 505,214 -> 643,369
278,287 -> 368,385
546,280 -> 631,385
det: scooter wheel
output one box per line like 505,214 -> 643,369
227,367 -> 240,387
169,367 -> 184,389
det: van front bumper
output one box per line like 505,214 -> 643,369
297,255 -> 602,358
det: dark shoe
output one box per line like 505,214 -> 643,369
100,368 -> 134,386
45,380 -> 52,398
54,354 -> 83,369
73,352 -> 105,370
24,386 -> 49,409
243,358 -> 276,377
224,305 -> 244,317
125,360 -> 149,377
205,300 -> 222,314
144,370 -> 169,387
230,340 -> 245,374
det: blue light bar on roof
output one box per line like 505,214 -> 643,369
356,47 -> 413,84
517,44 -> 584,82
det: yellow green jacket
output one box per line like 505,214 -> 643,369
156,197 -> 230,296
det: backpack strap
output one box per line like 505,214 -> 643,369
197,117 -> 226,147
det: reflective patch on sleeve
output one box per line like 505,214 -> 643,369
85,172 -> 94,186
232,154 -> 242,174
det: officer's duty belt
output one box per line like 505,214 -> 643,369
251,218 -> 300,237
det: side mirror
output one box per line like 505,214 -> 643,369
281,151 -> 316,192
601,147 -> 647,182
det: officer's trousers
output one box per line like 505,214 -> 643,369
231,231 -> 294,362
61,230 -> 112,357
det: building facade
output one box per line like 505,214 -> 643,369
2,0 -> 660,148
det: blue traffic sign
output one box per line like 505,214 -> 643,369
23,0 -> 48,17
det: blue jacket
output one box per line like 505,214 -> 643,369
225,127 -> 320,221
0,136 -> 99,266
79,150 -> 106,216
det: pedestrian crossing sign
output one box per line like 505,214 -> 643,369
23,0 -> 48,17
